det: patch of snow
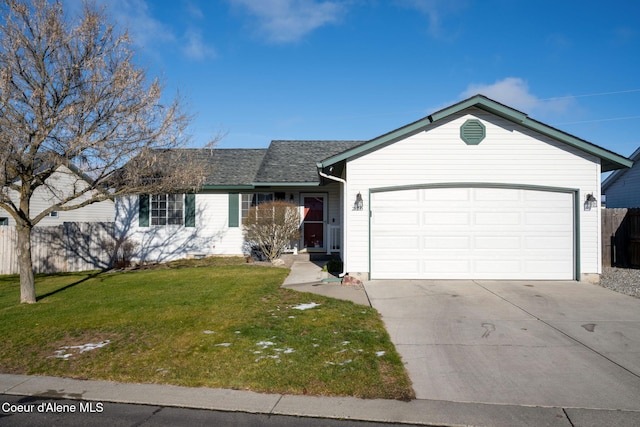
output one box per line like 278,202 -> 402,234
203,330 -> 215,334
67,340 -> 110,353
49,340 -> 110,359
283,348 -> 295,354
214,343 -> 231,347
376,351 -> 386,357
288,316 -> 296,319
256,341 -> 275,349
50,351 -> 73,360
341,341 -> 350,346
292,302 -> 320,310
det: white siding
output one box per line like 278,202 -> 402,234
604,160 -> 640,208
117,192 -> 242,262
345,107 -> 601,277
1,166 -> 114,226
117,184 -> 342,263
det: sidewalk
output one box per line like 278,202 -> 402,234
2,374 -> 640,426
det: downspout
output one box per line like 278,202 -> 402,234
317,168 -> 348,278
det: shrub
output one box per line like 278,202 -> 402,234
242,201 -> 300,262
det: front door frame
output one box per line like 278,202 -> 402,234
300,193 -> 328,252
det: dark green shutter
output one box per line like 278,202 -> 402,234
185,193 -> 196,227
139,194 -> 149,227
228,193 -> 239,227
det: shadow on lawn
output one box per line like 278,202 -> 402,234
36,272 -> 103,302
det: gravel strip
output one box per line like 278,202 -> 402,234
598,267 -> 640,298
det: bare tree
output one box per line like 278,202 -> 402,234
0,0 -> 211,303
243,201 -> 301,262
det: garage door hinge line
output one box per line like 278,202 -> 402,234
471,281 -> 640,381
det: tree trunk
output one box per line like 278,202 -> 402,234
17,224 -> 36,304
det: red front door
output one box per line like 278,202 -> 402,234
302,195 -> 325,250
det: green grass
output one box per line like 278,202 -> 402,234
0,258 -> 414,400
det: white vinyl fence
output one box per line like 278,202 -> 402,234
0,222 -> 115,275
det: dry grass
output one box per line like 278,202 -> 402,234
0,259 -> 414,400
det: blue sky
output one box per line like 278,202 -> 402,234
77,0 -> 639,160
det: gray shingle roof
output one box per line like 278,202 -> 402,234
199,149 -> 267,186
163,141 -> 365,188
254,140 -> 364,184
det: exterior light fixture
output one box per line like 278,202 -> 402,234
353,192 -> 363,211
584,193 -> 597,211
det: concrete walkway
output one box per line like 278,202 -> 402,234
281,255 -> 370,306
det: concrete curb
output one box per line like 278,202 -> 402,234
3,374 -> 640,426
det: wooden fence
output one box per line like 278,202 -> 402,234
602,208 -> 640,268
0,222 -> 115,275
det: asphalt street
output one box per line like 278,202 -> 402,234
0,394 -> 427,427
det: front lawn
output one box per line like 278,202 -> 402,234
0,259 -> 414,400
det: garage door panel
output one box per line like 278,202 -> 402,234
474,187 -> 521,202
373,235 -> 420,250
423,259 -> 471,275
422,187 -> 470,201
375,260 -> 421,277
474,235 -> 521,250
374,211 -> 420,226
372,190 -> 420,203
423,211 -> 470,226
371,187 -> 574,280
525,211 -> 572,224
474,211 -> 521,226
525,235 -> 573,250
474,259 -> 522,275
423,236 -> 470,250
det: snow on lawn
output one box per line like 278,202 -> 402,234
253,340 -> 295,362
49,340 -> 110,359
292,302 -> 321,310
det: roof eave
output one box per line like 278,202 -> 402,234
200,185 -> 255,190
251,182 -> 320,187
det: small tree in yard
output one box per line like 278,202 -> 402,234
243,201 -> 300,262
0,0 -> 213,303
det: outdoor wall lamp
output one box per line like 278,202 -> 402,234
353,192 -> 363,211
584,193 -> 597,211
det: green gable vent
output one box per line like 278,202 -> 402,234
460,119 -> 486,145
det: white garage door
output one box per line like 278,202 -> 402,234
370,187 -> 575,280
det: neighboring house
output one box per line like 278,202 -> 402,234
601,146 -> 640,208
0,165 -> 115,226
116,95 -> 632,281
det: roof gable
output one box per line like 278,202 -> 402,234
317,95 -> 633,173
253,140 -> 364,185
602,146 -> 640,192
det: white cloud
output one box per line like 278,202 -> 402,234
182,29 -> 217,60
460,77 -> 572,116
398,0 -> 468,39
229,0 -> 346,43
95,0 -> 176,48
72,0 -> 216,62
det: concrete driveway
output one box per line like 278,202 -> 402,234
364,280 -> 640,410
